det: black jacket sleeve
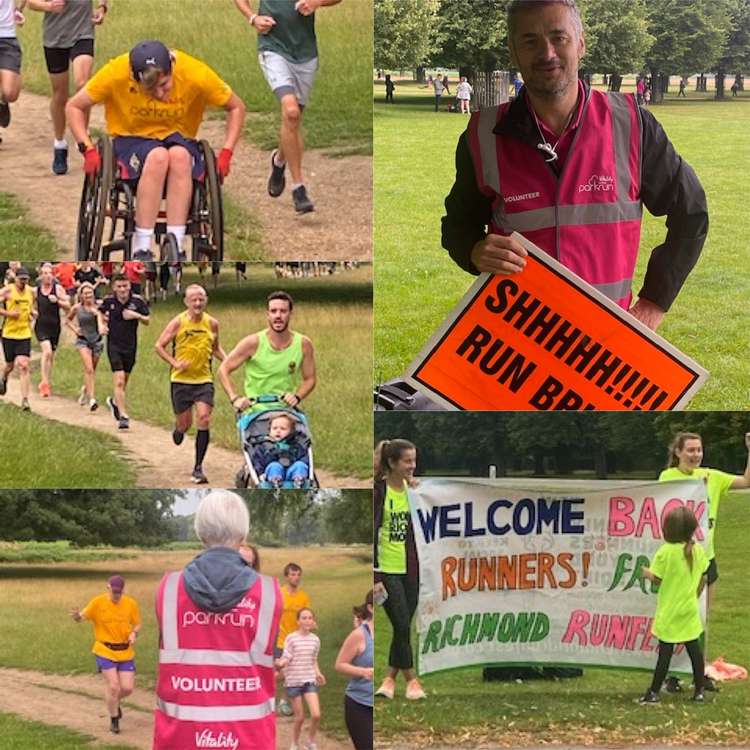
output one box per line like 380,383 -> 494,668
441,130 -> 493,275
636,107 -> 708,311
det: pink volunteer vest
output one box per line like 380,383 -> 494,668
153,570 -> 282,750
467,89 -> 643,309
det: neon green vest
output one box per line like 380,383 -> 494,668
244,330 -> 303,409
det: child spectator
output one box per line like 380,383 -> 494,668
253,414 -> 309,488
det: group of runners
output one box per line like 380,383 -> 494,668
1,0 -> 343,259
0,261 -> 317,485
71,490 -> 374,749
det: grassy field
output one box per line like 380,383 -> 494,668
0,192 -> 63,261
0,713 -> 136,750
0,402 -> 136,487
374,491 -> 750,746
14,264 -> 372,478
0,544 -> 372,740
374,82 -> 750,410
16,0 -> 372,154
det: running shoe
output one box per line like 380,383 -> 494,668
110,716 -> 120,734
191,466 -> 209,484
172,429 -> 185,446
118,417 -> 130,430
278,698 -> 293,716
21,398 -> 30,411
267,149 -> 286,197
78,385 -> 87,405
0,99 -> 9,128
304,742 -> 318,750
703,676 -> 720,692
39,382 -> 51,398
405,678 -> 427,700
0,376 -> 6,396
292,185 -> 315,214
664,676 -> 682,693
89,399 -> 98,412
692,689 -> 706,703
106,396 -> 121,422
638,690 -> 660,705
52,146 -> 68,175
375,677 -> 395,700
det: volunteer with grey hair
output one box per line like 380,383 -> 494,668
152,490 -> 282,750
442,0 -> 707,332
66,39 -> 246,260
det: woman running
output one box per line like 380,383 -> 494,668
33,263 -> 69,397
66,282 -> 103,411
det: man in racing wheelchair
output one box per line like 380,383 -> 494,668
66,39 -> 245,261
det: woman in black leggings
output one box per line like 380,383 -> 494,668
373,439 -> 426,701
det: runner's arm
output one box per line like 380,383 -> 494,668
65,304 -> 81,335
56,284 -> 71,312
222,93 -> 246,153
291,336 -> 316,404
65,90 -> 96,149
0,288 -> 18,318
154,316 -> 182,370
730,434 -> 750,489
335,628 -> 370,680
296,0 -> 342,15
234,0 -> 276,33
210,318 -> 226,362
218,334 -> 259,408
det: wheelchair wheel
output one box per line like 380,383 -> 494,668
234,466 -> 250,489
75,136 -> 113,261
161,232 -> 181,263
197,140 -> 224,262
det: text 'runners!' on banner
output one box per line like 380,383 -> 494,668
405,233 -> 707,411
410,478 -> 708,676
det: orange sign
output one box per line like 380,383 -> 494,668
406,234 -> 707,411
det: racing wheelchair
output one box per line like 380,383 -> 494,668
75,135 -> 223,262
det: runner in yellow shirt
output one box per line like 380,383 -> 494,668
66,39 -> 246,260
71,575 -> 141,735
0,266 -> 35,410
154,283 -> 226,485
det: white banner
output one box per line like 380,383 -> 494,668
410,479 -> 708,676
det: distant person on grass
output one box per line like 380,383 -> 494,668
66,281 -> 104,411
153,490 -> 282,750
373,438 -> 426,701
218,290 -> 316,415
70,574 -> 141,735
432,72 -> 445,111
442,0 -> 708,332
234,0 -> 342,214
33,261 -> 70,398
384,73 -> 395,103
155,283 -> 226,485
0,0 -> 25,138
456,75 -> 473,113
100,273 -> 149,430
0,265 -> 34,411
27,0 -> 107,175
66,39 -> 245,260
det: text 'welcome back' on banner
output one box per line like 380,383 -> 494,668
410,479 -> 707,676
405,234 -> 707,411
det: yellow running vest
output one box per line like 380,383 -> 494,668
170,311 -> 214,384
2,285 -> 33,340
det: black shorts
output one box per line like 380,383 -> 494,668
43,38 -> 94,75
2,336 -> 31,362
0,38 -> 22,75
706,557 -> 718,586
171,382 -> 214,414
35,325 -> 61,350
107,345 -> 136,374
113,133 -> 205,181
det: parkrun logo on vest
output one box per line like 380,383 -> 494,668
579,175 -> 614,193
504,191 -> 541,203
183,610 -> 255,628
195,729 -> 240,749
172,675 -> 261,693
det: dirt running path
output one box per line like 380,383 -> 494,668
1,370 -> 367,489
0,667 -> 349,750
0,92 -> 371,260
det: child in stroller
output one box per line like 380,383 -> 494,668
253,414 -> 309,488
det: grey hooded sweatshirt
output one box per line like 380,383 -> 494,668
183,546 -> 258,613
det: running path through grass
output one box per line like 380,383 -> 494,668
1,371 -> 366,489
0,667 -> 349,750
0,92 -> 371,260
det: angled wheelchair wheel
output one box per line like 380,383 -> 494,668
161,232 -> 181,263
196,140 -> 224,262
75,136 -> 113,261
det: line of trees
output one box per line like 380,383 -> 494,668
375,412 -> 750,478
375,0 -> 750,101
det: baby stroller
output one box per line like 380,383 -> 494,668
234,395 -> 317,489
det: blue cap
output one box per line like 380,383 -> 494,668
129,40 -> 172,82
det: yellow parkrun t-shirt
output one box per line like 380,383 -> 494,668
2,285 -> 33,340
378,484 -> 410,575
85,50 -> 233,139
650,541 -> 708,643
659,466 -> 735,560
82,593 -> 141,661
277,587 -> 311,649
171,311 -> 215,384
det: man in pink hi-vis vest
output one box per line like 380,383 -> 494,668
153,490 -> 282,750
442,0 -> 707,332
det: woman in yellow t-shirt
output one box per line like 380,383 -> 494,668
639,506 -> 709,704
373,438 -> 427,701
